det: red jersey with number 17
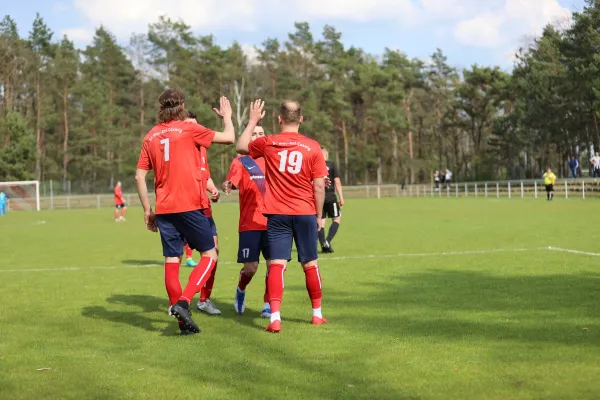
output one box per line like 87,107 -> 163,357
137,120 -> 215,214
249,132 -> 327,215
226,155 -> 267,231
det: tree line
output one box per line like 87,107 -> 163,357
2,1 -> 600,193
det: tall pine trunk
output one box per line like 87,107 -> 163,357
404,88 -> 414,184
62,86 -> 69,183
35,73 -> 43,181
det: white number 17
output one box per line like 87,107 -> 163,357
160,138 -> 170,161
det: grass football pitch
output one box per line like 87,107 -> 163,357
1,198 -> 599,400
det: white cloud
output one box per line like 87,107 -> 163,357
451,0 -> 571,48
241,43 -> 260,66
60,28 -> 94,43
300,0 -> 421,25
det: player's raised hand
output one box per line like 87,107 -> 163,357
144,209 -> 157,232
213,96 -> 233,120
249,99 -> 265,123
222,181 -> 233,196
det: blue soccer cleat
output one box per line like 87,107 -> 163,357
186,258 -> 197,267
261,306 -> 272,319
234,287 -> 246,314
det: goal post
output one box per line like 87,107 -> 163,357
0,181 -> 40,212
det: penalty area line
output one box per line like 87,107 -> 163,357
0,247 -> 551,273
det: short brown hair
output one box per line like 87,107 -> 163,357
157,88 -> 187,123
279,100 -> 302,124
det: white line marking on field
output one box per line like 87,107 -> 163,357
0,247 -> 553,273
547,246 -> 600,257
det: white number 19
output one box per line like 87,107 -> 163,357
277,150 -> 303,174
160,138 -> 170,161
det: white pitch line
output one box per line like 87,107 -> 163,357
0,247 -> 549,273
547,246 -> 600,257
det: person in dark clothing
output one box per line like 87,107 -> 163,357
318,148 -> 344,253
568,156 -> 579,178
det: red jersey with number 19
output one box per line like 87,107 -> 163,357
226,156 -> 267,231
249,132 -> 327,215
137,120 -> 215,214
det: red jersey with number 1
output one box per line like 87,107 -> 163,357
226,155 -> 267,231
199,147 -> 212,218
249,132 -> 327,215
137,120 -> 215,214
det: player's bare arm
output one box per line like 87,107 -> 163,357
211,96 -> 235,144
236,99 -> 265,154
206,178 -> 220,202
134,168 -> 157,232
313,177 -> 326,227
334,177 -> 344,207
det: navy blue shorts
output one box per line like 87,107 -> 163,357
155,210 -> 215,257
207,216 -> 218,237
267,215 -> 318,263
237,230 -> 270,263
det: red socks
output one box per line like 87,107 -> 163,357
238,269 -> 253,291
267,263 -> 286,313
184,244 -> 193,259
304,265 -> 322,309
164,262 -> 182,306
199,262 -> 218,302
263,272 -> 269,303
180,257 -> 216,303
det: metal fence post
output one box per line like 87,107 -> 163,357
465,183 -> 468,197
565,181 -> 568,199
485,183 -> 488,198
508,182 -> 511,199
50,180 -> 54,210
583,181 -> 586,199
534,182 -> 538,199
521,181 -> 524,198
496,182 -> 499,198
447,185 -> 450,198
455,184 -> 458,198
366,186 -> 370,198
475,183 -> 478,198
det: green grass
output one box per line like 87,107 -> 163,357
1,198 -> 599,400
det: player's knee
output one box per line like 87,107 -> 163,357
333,217 -> 341,224
203,247 -> 219,260
301,260 -> 318,269
243,262 -> 259,276
165,256 -> 181,264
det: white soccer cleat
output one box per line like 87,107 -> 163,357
196,299 -> 222,315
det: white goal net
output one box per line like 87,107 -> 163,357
0,181 -> 40,212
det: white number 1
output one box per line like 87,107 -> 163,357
242,248 -> 250,258
160,138 -> 170,161
277,150 -> 303,174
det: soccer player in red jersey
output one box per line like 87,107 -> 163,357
223,122 -> 271,318
113,181 -> 127,221
236,99 -> 328,333
135,88 -> 234,335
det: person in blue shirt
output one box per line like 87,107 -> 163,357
0,192 -> 6,216
568,156 -> 579,178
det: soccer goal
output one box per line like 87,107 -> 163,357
0,181 -> 40,212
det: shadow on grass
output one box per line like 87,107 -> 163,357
324,269 -> 600,346
81,294 -> 178,336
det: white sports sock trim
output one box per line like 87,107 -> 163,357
195,258 -> 214,286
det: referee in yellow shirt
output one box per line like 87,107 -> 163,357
543,168 -> 557,201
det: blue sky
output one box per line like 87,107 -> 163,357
2,0 -> 587,70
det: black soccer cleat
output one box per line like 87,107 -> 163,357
170,303 -> 201,334
324,240 -> 334,253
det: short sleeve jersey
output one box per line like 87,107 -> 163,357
324,161 -> 339,202
249,132 -> 327,215
226,155 -> 268,232
114,186 -> 124,205
137,120 -> 215,214
199,147 -> 213,218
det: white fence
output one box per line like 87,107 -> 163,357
7,180 -> 600,211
